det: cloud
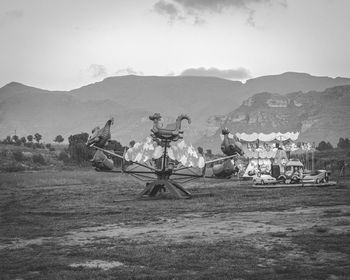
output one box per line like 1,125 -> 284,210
154,0 -> 182,22
88,64 -> 108,78
174,0 -> 270,12
153,0 -> 286,25
180,67 -> 251,80
0,9 -> 23,27
115,67 -> 144,76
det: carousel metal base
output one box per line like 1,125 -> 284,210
252,181 -> 337,188
138,179 -> 192,199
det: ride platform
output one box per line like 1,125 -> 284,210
252,181 -> 337,188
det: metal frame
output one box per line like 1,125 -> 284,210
91,143 -> 238,199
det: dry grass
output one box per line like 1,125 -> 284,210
0,170 -> 349,279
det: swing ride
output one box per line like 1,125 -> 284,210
87,114 -> 243,199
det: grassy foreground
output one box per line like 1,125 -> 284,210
0,170 -> 349,279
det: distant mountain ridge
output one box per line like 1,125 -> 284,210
0,72 -> 350,148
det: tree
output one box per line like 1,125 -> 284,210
4,135 -> 12,144
316,141 -> 333,151
337,137 -> 350,149
129,140 -> 136,148
106,140 -> 123,151
12,135 -> 19,143
68,132 -> 91,164
20,137 -> 27,144
205,149 -> 213,157
12,135 -> 22,146
27,135 -> 33,142
34,133 -> 42,143
54,135 -> 64,143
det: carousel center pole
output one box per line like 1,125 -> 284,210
137,138 -> 192,199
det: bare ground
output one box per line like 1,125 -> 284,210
0,170 -> 349,279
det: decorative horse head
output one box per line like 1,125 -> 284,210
221,128 -> 244,156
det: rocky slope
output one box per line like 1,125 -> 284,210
196,85 -> 350,152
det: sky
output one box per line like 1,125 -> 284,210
0,0 -> 349,90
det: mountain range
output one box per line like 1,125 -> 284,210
0,72 -> 350,152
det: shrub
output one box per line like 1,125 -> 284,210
12,150 -> 24,162
58,151 -> 69,162
1,149 -> 8,158
316,141 -> 333,151
32,153 -> 46,165
68,133 -> 91,164
34,143 -> 45,149
24,142 -> 33,148
3,162 -> 26,172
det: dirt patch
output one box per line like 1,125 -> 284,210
70,260 -> 125,270
2,205 -> 349,250
63,205 -> 350,245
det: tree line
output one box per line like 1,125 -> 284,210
1,133 -> 65,147
316,137 -> 350,151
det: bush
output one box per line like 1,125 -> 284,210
3,162 -> 26,172
32,153 -> 46,165
12,150 -> 24,162
68,133 -> 91,164
58,151 -> 69,162
24,142 -> 33,148
1,149 -> 8,158
33,143 -> 45,149
316,141 -> 333,151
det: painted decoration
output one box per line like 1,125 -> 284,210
124,138 -> 205,168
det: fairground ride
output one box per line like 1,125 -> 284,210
87,114 -> 244,199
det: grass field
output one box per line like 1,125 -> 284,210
1,169 -> 350,279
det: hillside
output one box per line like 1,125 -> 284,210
196,85 -> 350,152
0,73 -> 350,147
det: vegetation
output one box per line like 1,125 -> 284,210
34,132 -> 42,143
12,150 -> 24,162
337,137 -> 350,149
129,140 -> 136,148
1,133 -> 349,174
32,153 -> 46,165
316,141 -> 333,151
58,150 -> 69,163
27,134 -> 33,142
54,134 -> 64,143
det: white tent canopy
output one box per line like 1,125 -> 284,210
236,132 -> 300,142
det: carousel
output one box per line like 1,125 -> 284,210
234,131 -> 336,187
86,114 -> 243,199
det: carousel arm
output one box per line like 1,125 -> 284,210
90,144 -> 157,171
204,153 -> 239,165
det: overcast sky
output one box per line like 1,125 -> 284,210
0,0 -> 349,90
